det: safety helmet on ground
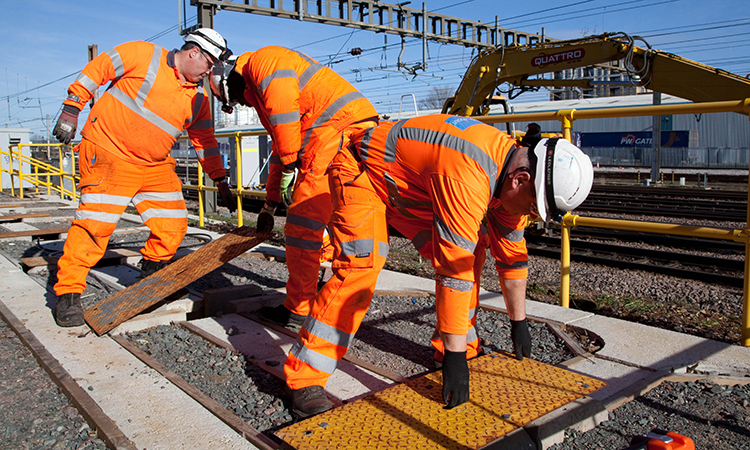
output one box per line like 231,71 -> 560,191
532,137 -> 594,223
209,57 -> 238,113
184,28 -> 232,62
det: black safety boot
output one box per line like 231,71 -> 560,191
257,304 -> 306,331
54,293 -> 84,327
287,385 -> 333,419
138,258 -> 170,279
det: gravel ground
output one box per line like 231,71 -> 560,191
0,318 -> 107,450
1,192 -> 749,448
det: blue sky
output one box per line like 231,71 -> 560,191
2,0 -> 749,138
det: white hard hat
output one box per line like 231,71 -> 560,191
532,137 -> 594,223
184,28 -> 232,61
209,57 -> 238,113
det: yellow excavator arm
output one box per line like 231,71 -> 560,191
442,32 -> 750,116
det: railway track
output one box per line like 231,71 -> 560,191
526,234 -> 744,287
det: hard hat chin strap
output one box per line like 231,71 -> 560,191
544,137 -> 564,223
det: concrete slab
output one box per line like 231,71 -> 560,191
563,357 -> 658,405
0,255 -> 258,449
479,291 -> 595,325
573,314 -> 750,375
189,315 -> 394,403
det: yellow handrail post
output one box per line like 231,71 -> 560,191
556,109 -> 576,141
17,146 -> 24,199
34,165 -> 39,195
560,214 -> 575,308
556,111 -> 576,308
234,132 -> 243,227
58,146 -> 65,200
71,149 -> 78,201
197,163 -> 205,227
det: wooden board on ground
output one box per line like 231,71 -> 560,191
20,248 -> 142,270
0,227 -> 70,240
84,227 -> 273,335
0,212 -> 52,221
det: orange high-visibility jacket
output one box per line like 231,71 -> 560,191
354,115 -> 529,327
63,41 -> 225,180
234,47 -> 378,202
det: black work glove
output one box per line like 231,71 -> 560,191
214,178 -> 236,213
53,104 -> 81,144
256,203 -> 275,233
510,319 -> 532,361
442,350 -> 470,409
519,122 -> 542,150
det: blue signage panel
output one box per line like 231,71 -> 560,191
580,131 -> 692,148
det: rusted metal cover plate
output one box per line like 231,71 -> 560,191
84,227 -> 272,335
277,352 -> 606,449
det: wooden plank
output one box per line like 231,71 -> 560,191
20,248 -> 142,270
112,335 -> 279,450
0,227 -> 70,239
0,301 -> 137,450
84,227 -> 273,335
0,212 -> 52,221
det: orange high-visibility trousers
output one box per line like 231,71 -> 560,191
282,120 -> 376,317
54,140 -> 188,295
283,148 -> 482,389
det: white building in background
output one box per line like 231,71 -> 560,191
0,128 -> 31,189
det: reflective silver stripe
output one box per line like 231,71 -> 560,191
469,307 -> 477,320
435,274 -> 473,292
290,341 -> 339,374
384,119 -> 409,162
135,47 -> 161,105
106,44 -> 182,138
357,127 -> 376,161
467,325 -> 478,343
108,87 -> 182,138
80,193 -> 132,206
269,110 -> 301,126
140,208 -> 188,222
75,73 -> 99,94
286,235 -> 322,251
488,214 -> 524,242
305,316 -> 356,348
300,91 -> 366,151
106,48 -> 125,78
412,229 -> 431,253
188,119 -> 212,130
292,50 -> 325,89
75,210 -> 121,223
495,260 -> 528,270
287,213 -> 326,231
379,241 -> 390,258
259,69 -> 298,92
299,63 -> 325,90
132,191 -> 185,205
398,126 -> 498,188
195,146 -> 221,159
434,216 -> 476,253
186,87 -> 205,127
340,238 -> 373,256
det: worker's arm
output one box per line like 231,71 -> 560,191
487,208 -> 532,359
55,41 -> 144,144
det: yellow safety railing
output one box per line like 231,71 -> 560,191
1,143 -> 79,200
478,97 -> 750,346
180,129 -> 269,228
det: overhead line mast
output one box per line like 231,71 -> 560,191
189,0 -> 551,49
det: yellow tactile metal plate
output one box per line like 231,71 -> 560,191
277,352 -> 607,449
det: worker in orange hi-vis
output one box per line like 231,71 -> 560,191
209,47 -> 379,331
280,114 -> 595,418
51,29 -> 235,328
